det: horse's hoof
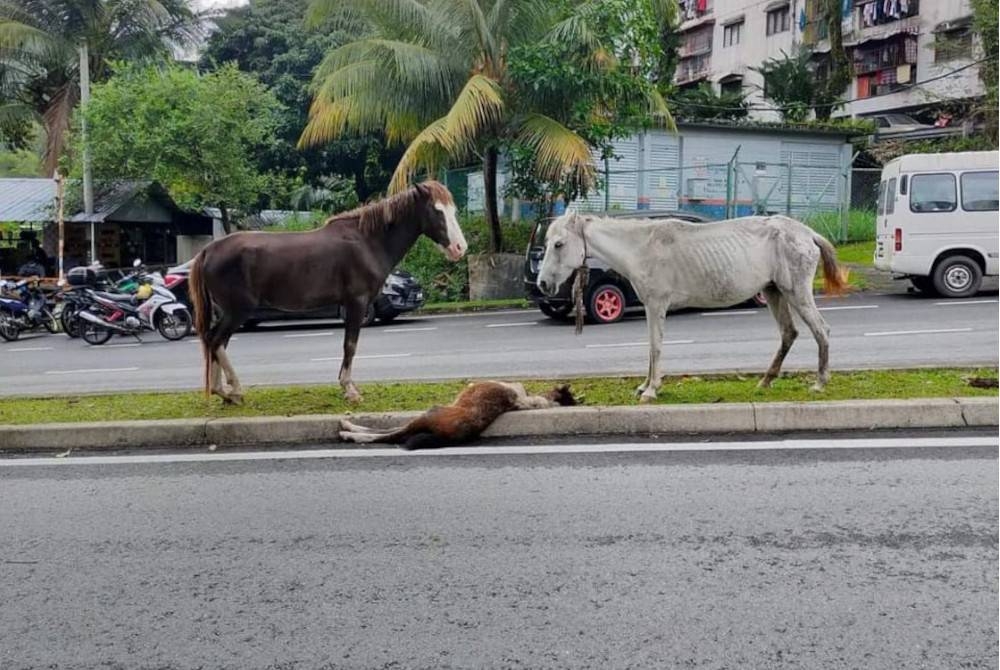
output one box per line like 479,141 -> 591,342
634,385 -> 647,397
809,383 -> 825,393
224,394 -> 244,405
639,393 -> 657,404
345,392 -> 363,404
757,378 -> 773,389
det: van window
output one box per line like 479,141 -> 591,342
886,178 -> 896,214
877,181 -> 886,215
910,173 -> 957,213
960,171 -> 999,211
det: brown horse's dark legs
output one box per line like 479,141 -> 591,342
338,297 -> 367,403
208,314 -> 246,404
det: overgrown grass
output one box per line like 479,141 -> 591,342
1,368 -> 994,425
418,298 -> 531,314
805,209 -> 876,243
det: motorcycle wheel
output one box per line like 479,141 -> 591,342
43,310 -> 61,334
156,309 -> 192,341
81,320 -> 113,345
0,311 -> 20,342
61,306 -> 81,338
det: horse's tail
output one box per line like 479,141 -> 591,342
188,252 -> 213,397
812,233 -> 849,297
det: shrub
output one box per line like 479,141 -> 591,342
400,214 -> 533,302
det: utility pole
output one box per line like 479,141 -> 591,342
79,42 -> 96,263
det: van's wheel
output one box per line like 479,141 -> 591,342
587,284 -> 626,324
909,276 -> 935,294
932,254 -> 982,299
539,302 -> 573,321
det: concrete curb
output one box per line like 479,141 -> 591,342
1,398 -> 995,453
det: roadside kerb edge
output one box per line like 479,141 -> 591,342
0,398 -> 995,452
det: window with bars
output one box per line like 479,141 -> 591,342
934,28 -> 973,62
723,21 -> 743,47
766,6 -> 790,35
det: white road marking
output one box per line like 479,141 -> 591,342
44,367 -> 140,375
104,343 -> 141,349
818,305 -> 878,311
864,327 -> 973,337
383,327 -> 438,333
934,299 -> 999,306
310,353 -> 413,362
2,436 -> 993,467
485,322 -> 538,328
5,346 -> 53,352
700,310 -> 758,316
586,340 -> 695,349
283,331 -> 335,338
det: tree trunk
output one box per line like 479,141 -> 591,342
483,146 -> 502,253
219,202 -> 233,235
818,0 -> 851,120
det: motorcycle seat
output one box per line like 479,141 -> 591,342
92,291 -> 136,303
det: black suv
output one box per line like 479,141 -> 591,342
524,210 -> 762,324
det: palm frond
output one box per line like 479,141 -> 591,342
442,73 -> 503,147
512,112 -> 595,186
388,115 -> 462,193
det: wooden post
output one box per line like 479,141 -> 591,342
55,172 -> 65,281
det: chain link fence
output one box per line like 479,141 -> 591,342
445,153 -> 881,243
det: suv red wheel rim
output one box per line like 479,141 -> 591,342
595,289 -> 623,321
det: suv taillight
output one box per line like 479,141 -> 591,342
894,228 -> 902,252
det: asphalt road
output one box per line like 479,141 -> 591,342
1,432 -> 997,669
1,292 -> 997,396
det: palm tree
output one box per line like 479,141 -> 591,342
0,0 -> 201,174
299,0 -> 674,252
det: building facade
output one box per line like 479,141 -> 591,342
674,0 -> 984,120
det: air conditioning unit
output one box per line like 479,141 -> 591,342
686,178 -> 709,200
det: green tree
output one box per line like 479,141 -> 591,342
198,0 -> 398,199
815,0 -> 851,121
671,83 -> 750,122
971,0 -> 998,144
300,0 -> 674,252
78,64 -> 282,233
0,0 -> 200,174
503,0 -> 674,210
753,49 -> 820,122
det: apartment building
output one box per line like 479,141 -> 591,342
673,0 -> 984,120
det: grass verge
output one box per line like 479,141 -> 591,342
416,298 -> 532,314
1,368 -> 995,425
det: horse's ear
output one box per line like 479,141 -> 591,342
414,181 -> 428,197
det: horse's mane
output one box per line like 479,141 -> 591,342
326,181 -> 454,235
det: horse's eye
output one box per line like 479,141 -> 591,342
553,241 -> 564,250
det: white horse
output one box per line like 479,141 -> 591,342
536,211 -> 848,402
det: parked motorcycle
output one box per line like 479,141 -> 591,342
77,260 -> 193,345
61,262 -> 152,338
0,277 -> 60,342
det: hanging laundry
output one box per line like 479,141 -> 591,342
696,0 -> 707,12
896,63 -> 912,83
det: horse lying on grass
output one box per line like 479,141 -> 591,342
537,212 -> 848,402
338,381 -> 578,450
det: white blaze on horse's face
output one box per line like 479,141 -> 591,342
537,212 -> 585,297
434,201 -> 467,261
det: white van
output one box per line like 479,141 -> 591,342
873,151 -> 998,298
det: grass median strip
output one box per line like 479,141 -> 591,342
0,368 -> 996,426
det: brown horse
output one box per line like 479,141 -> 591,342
189,181 -> 467,404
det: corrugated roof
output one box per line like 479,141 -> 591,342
0,178 -> 57,223
68,181 -> 154,223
